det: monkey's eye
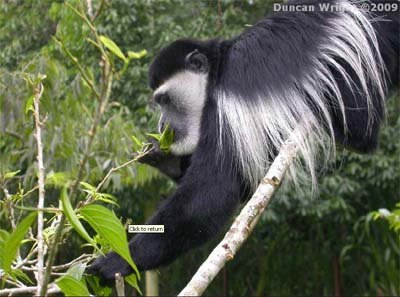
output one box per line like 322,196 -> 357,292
154,93 -> 171,106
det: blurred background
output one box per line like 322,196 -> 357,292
0,0 -> 399,295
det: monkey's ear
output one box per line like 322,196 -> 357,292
185,49 -> 208,73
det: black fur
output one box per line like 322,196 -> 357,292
87,0 -> 399,282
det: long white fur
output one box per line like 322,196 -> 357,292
217,1 -> 386,192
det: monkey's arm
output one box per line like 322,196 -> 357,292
137,139 -> 191,182
87,159 -> 241,281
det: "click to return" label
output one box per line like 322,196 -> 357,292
128,225 -> 165,233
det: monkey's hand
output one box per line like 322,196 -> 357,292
134,138 -> 188,182
134,137 -> 166,167
86,252 -> 133,286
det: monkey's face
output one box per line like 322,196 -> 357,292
152,70 -> 208,156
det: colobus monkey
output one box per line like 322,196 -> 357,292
88,0 -> 399,281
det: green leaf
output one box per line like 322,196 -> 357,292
0,230 -> 10,268
125,274 -> 142,295
60,187 -> 98,251
2,212 -> 37,273
80,204 -> 140,278
146,125 -> 174,153
11,269 -> 34,285
66,262 -> 86,280
34,73 -> 47,84
159,124 -> 174,153
127,49 -> 147,60
96,193 -> 119,206
56,275 -> 90,296
99,35 -> 126,61
4,170 -> 21,179
80,181 -> 96,192
46,171 -> 70,188
131,134 -> 144,151
85,275 -> 113,296
145,133 -> 161,142
25,95 -> 35,114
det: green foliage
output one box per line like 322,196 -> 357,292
56,275 -> 90,296
1,212 -> 36,274
3,170 -> 21,180
125,274 -> 142,295
0,1 -> 56,69
56,262 -> 89,296
85,275 -> 113,296
60,186 -> 98,251
80,204 -> 140,278
80,182 -> 119,206
371,203 -> 400,232
128,50 -> 147,60
100,35 -> 127,62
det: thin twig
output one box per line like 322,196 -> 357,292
83,146 -> 153,205
22,185 -> 39,198
216,0 -> 222,31
91,0 -> 106,21
4,278 -> 24,288
51,253 -> 92,271
66,3 -> 108,58
32,82 -> 46,296
0,284 -> 60,296
2,188 -> 17,230
190,0 -> 212,37
13,246 -> 38,270
4,129 -> 23,140
96,159 -> 138,191
53,37 -> 100,101
15,206 -> 60,213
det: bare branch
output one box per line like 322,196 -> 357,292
179,137 -> 299,296
4,278 -> 24,288
115,273 -> 125,296
50,253 -> 92,272
20,254 -> 91,273
32,82 -> 46,296
85,0 -> 93,18
13,246 -> 38,270
0,284 -> 60,296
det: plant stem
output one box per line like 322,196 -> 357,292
82,145 -> 153,205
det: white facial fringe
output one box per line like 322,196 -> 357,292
216,0 -> 386,192
155,71 -> 208,156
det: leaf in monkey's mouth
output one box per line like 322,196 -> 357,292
146,124 -> 175,153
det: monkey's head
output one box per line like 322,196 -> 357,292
148,39 -> 219,156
